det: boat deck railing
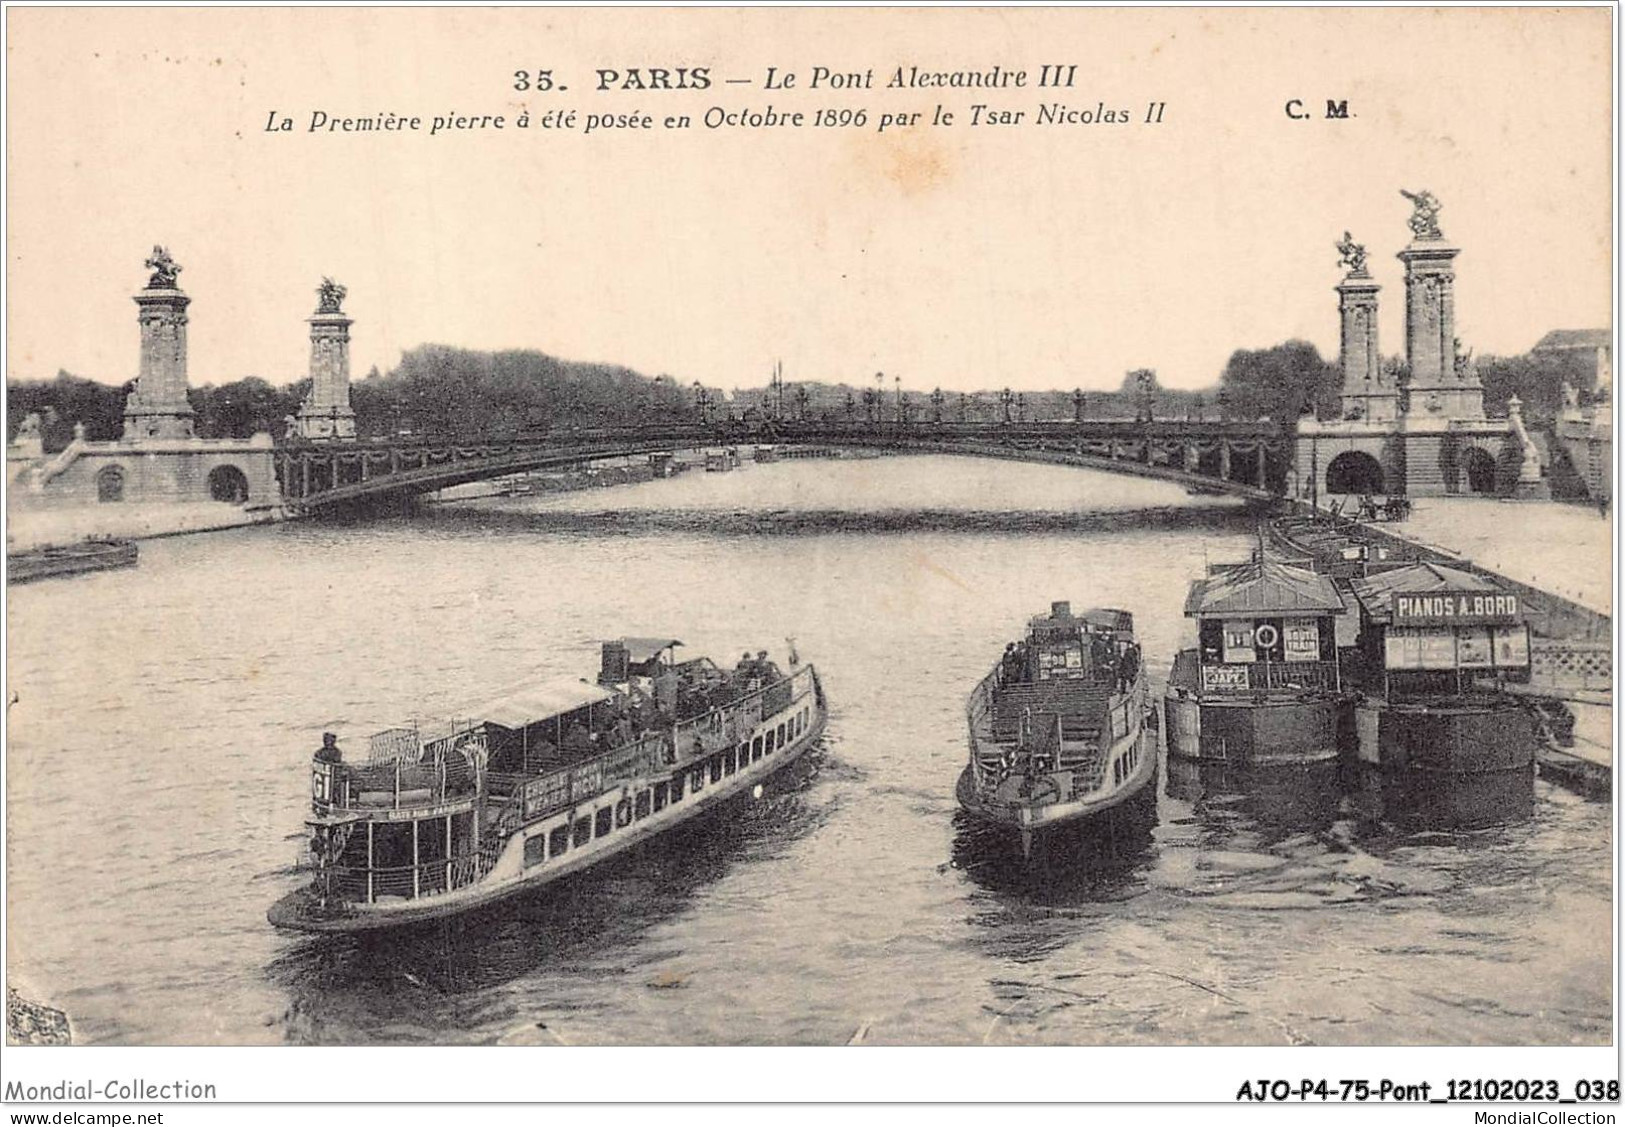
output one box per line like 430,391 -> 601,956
1168,648 -> 1342,696
317,665 -> 818,822
518,665 -> 817,822
313,853 -> 492,903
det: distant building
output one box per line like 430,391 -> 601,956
1531,329 -> 1611,398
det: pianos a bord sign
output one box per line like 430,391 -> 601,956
1391,590 -> 1519,626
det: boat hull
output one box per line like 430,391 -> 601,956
1163,689 -> 1346,766
8,540 -> 138,584
956,721 -> 1155,836
270,712 -> 826,934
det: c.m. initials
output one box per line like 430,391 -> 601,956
1037,64 -> 1077,87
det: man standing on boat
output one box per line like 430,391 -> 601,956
315,732 -> 342,764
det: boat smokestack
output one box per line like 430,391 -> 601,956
1051,601 -> 1072,619
600,640 -> 630,685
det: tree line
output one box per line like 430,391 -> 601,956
7,339 -> 1597,450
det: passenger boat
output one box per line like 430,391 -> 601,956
269,639 -> 826,933
7,538 -> 138,585
959,602 -> 1155,856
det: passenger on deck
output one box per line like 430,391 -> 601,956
315,732 -> 343,765
1118,645 -> 1141,692
1000,643 -> 1023,684
526,737 -> 559,772
562,721 -> 595,756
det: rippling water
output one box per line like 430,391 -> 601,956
5,456 -> 1611,1045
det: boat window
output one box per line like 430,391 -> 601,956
549,824 -> 570,857
777,722 -> 786,746
692,765 -> 705,791
524,834 -> 547,868
723,749 -> 735,776
670,774 -> 685,802
709,756 -> 723,784
572,817 -> 592,848
635,791 -> 652,819
653,781 -> 669,812
595,807 -> 613,838
753,735 -> 764,758
737,742 -> 749,768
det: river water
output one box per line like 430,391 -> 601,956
5,455 -> 1611,1046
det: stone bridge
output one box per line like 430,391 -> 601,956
275,419 -> 1290,512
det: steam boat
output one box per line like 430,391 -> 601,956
959,602 -> 1155,855
269,639 -> 825,932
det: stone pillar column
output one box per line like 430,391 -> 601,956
122,247 -> 196,441
1399,243 -> 1456,389
1396,190 -> 1483,420
1335,242 -> 1393,422
296,278 -> 357,439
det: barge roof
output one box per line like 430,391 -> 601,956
1348,562 -> 1509,621
1183,557 -> 1344,617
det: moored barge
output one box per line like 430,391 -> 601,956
1342,562 -> 1537,819
1164,555 -> 1352,765
8,538 -> 138,584
269,639 -> 825,932
960,602 -> 1154,856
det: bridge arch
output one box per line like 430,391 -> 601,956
1462,447 -> 1498,494
207,464 -> 251,504
96,465 -> 125,503
277,422 -> 1288,512
1325,451 -> 1384,495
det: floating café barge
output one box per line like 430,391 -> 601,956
1164,556 -> 1352,765
1344,562 -> 1537,782
270,639 -> 825,932
960,602 -> 1154,855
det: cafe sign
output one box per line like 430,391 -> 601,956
1391,590 -> 1519,625
1201,664 -> 1251,692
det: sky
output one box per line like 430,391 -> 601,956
6,8 -> 1613,395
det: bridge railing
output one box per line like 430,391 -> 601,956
277,419 -> 1292,504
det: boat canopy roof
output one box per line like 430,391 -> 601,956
1184,557 -> 1345,618
470,676 -> 618,730
1348,562 -> 1506,622
620,637 -> 683,664
1026,602 -> 1135,639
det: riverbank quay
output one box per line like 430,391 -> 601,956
5,500 -> 283,551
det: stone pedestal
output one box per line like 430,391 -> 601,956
296,299 -> 357,440
122,286 -> 196,441
1506,395 -> 1551,501
1399,239 -> 1484,421
1337,272 -> 1396,423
